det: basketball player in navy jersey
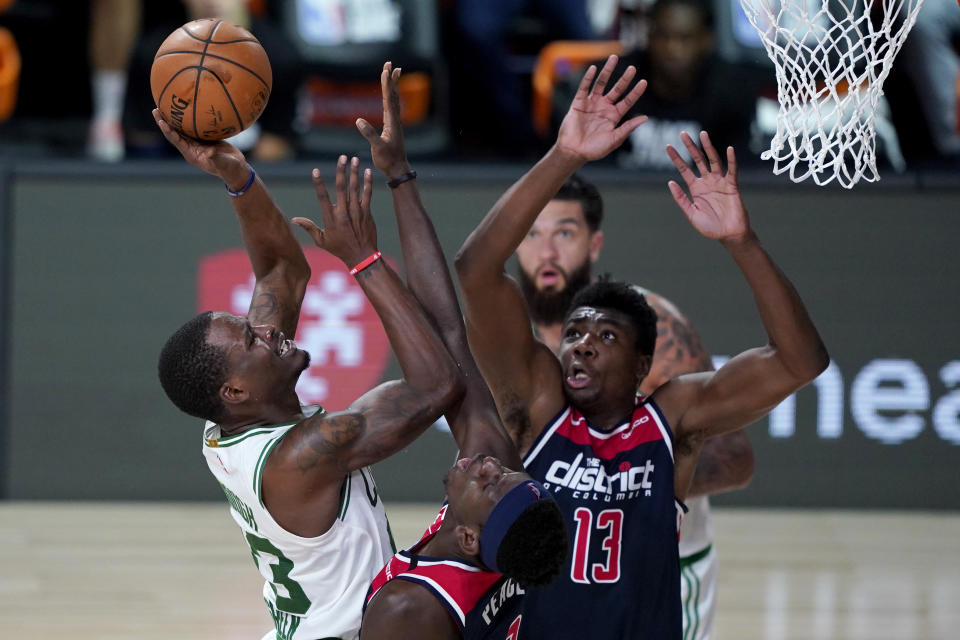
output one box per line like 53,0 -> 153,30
516,172 -> 753,640
455,55 -> 829,638
352,63 -> 568,639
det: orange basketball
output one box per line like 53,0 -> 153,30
151,19 -> 272,141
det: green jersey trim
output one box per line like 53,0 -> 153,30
254,433 -> 288,508
386,516 -> 397,553
679,543 -> 713,566
681,553 -> 704,640
337,474 -> 351,520
205,423 -> 296,448
204,406 -> 324,448
358,467 -> 379,506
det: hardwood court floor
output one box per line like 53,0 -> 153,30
0,503 -> 957,639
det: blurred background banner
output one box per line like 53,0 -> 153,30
198,247 -> 393,409
0,0 -> 956,506
2,166 -> 958,508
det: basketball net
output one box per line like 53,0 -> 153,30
739,0 -> 925,188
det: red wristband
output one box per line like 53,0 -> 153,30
349,251 -> 382,276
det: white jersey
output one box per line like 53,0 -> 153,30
678,495 -> 713,557
202,406 -> 395,640
678,495 -> 717,640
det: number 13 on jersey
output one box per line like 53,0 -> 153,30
570,507 -> 624,584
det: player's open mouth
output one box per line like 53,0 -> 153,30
457,457 -> 471,470
538,268 -> 561,287
279,339 -> 295,356
566,366 -> 591,389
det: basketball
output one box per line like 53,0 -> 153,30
151,19 -> 272,141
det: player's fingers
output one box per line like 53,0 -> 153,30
680,131 -> 709,176
699,131 -> 722,173
152,108 -> 168,129
575,65 -> 598,100
604,65 -> 636,103
360,167 -> 373,213
615,114 -> 648,142
311,167 -> 335,221
380,62 -> 392,129
290,216 -> 319,234
356,118 -> 380,142
591,55 -> 618,97
666,144 -> 696,187
334,155 -> 348,213
667,180 -> 694,215
291,217 -> 324,247
727,145 -> 739,185
618,78 -> 647,115
388,70 -> 403,128
348,157 -> 362,214
153,109 -> 181,143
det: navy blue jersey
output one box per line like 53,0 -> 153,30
519,399 -> 685,639
364,506 -> 529,639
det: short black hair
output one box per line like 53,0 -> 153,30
157,311 -> 228,422
651,0 -> 714,30
554,173 -> 603,232
567,278 -> 658,357
496,500 -> 569,588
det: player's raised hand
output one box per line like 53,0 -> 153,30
356,61 -> 412,181
292,156 -> 378,267
555,55 -> 648,162
152,108 -> 246,180
666,131 -> 751,242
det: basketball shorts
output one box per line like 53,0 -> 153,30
680,544 -> 717,640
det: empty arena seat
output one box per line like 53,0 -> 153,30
279,0 -> 449,156
0,26 -> 20,123
530,40 -> 623,137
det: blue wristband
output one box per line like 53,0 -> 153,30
387,170 -> 417,189
225,167 -> 256,196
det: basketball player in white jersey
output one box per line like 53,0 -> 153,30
514,173 -> 753,640
154,108 -> 463,639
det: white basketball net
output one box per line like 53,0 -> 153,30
739,0 -> 925,188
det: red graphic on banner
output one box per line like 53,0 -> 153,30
198,248 -> 392,411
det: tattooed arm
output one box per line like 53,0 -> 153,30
259,157 -> 462,538
638,290 -> 754,498
153,110 -> 310,336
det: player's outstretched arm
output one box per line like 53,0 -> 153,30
362,579 -> 459,639
260,157 -> 463,537
654,131 -> 829,445
357,62 -> 522,467
153,109 -> 310,337
639,292 -> 755,497
454,55 -> 649,441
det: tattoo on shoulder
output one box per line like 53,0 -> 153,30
295,414 -> 366,473
649,312 -> 713,383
